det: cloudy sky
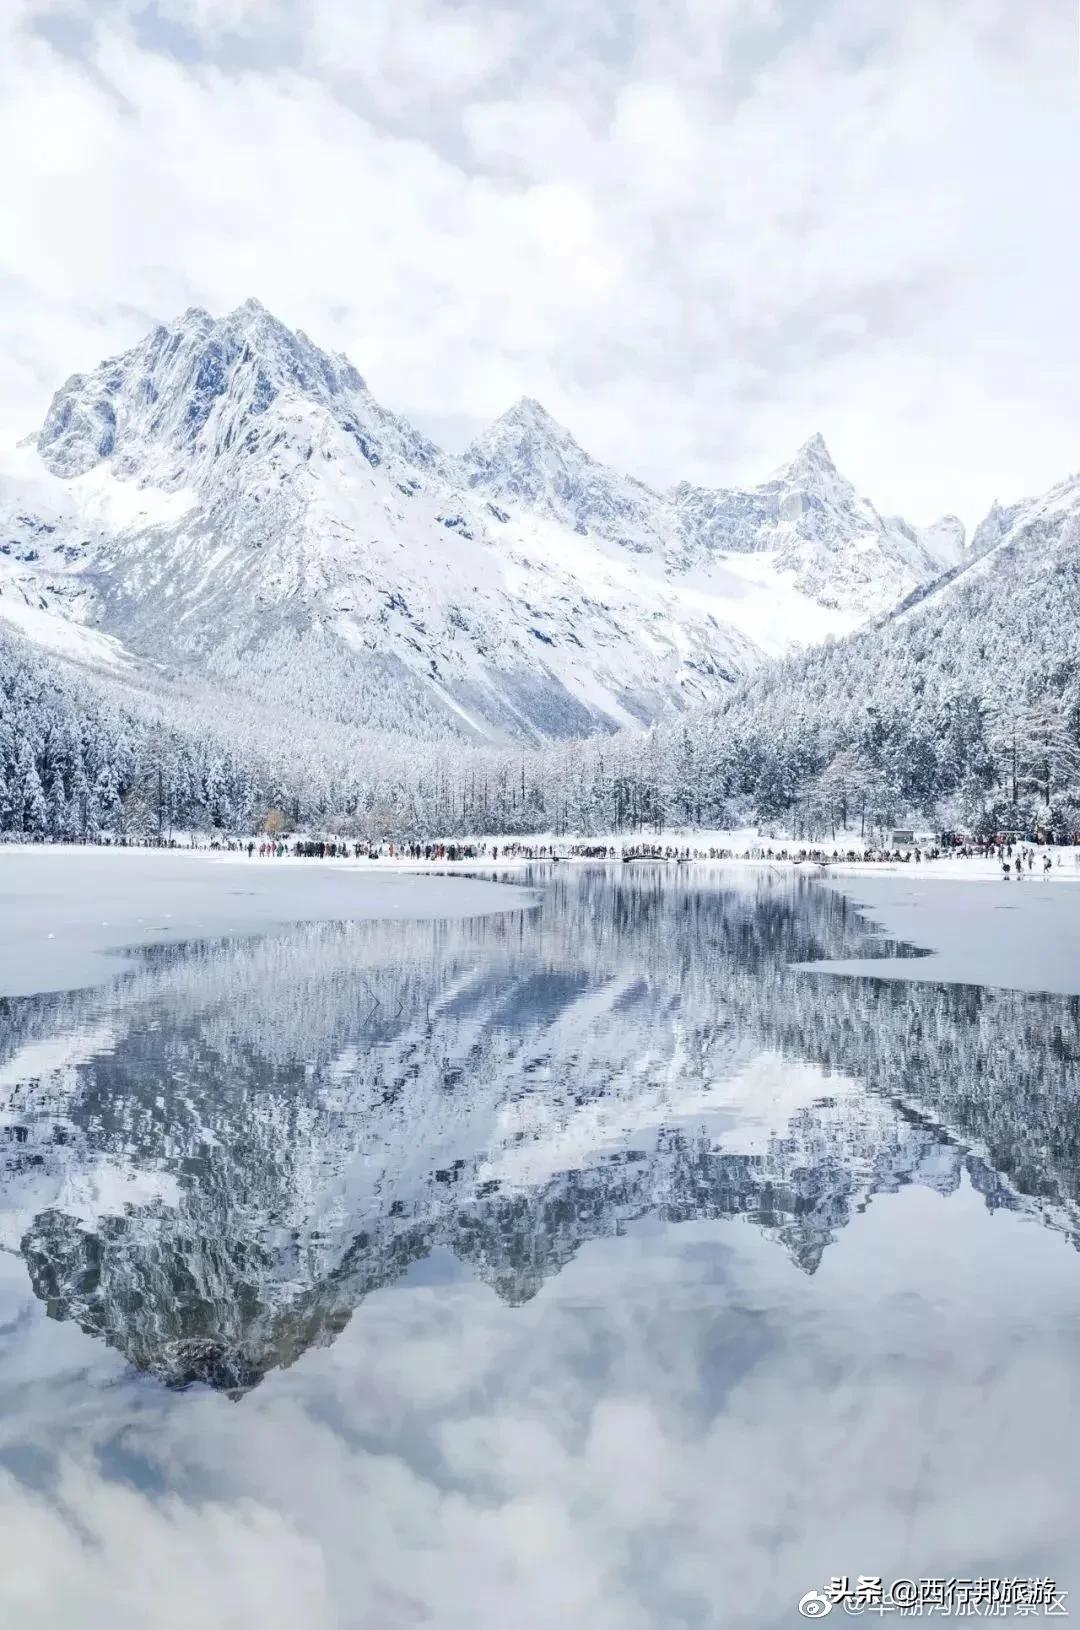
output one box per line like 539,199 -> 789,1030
2,0 -> 1077,525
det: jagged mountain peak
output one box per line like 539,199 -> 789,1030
463,394 -> 662,546
662,433 -> 964,614
794,430 -> 834,463
667,433 -> 838,505
145,299 -> 289,355
178,295 -> 279,330
215,297 -> 327,361
466,395 -> 585,463
33,299 -> 441,488
767,432 -> 848,495
500,395 -> 567,431
175,304 -> 213,329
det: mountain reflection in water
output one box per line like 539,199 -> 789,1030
0,866 -> 1077,1399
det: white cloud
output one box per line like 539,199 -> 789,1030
304,0 -> 520,111
1,0 -> 1078,524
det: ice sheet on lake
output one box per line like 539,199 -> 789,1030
807,873 -> 1080,995
0,849 -> 528,997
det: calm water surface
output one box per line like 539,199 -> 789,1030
1,866 -> 1078,1628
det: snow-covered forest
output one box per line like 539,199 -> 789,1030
5,498 -> 1080,844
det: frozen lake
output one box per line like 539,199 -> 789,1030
0,861 -> 1077,1628
814,869 -> 1080,995
0,847 -> 523,996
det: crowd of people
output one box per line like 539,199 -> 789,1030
241,838 -> 499,861
224,835 -> 1068,872
997,845 -> 1056,879
6,830 -> 1078,878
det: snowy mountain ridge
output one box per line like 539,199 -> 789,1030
885,463 -> 1080,633
2,300 -> 966,744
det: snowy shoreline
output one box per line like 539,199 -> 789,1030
4,838 -> 1079,886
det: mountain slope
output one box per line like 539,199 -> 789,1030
4,301 -> 960,744
642,463 -> 1080,829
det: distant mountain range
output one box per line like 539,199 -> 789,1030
0,299 -> 969,744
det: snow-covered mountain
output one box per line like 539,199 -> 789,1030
2,300 -> 962,744
665,432 -> 963,614
888,461 -> 1080,630
460,408 -> 965,616
659,451 -> 1080,835
461,395 -> 668,553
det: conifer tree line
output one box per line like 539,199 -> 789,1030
3,527 -> 1080,841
